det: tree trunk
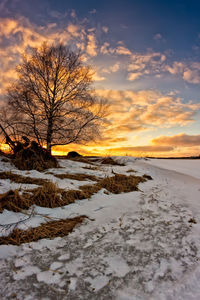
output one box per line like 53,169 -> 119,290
0,123 -> 16,151
46,117 -> 53,155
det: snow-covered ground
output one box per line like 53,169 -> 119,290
1,156 -> 200,299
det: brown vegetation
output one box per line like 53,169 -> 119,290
66,156 -> 94,164
126,169 -> 136,173
0,174 -> 149,213
30,182 -> 63,208
0,216 -> 87,245
188,217 -> 197,224
54,173 -> 99,182
0,171 -> 49,185
143,174 -> 153,180
100,157 -> 125,166
0,190 -> 32,213
13,141 -> 58,171
98,174 -> 146,193
82,165 -> 101,171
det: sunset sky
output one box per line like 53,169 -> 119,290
0,0 -> 200,156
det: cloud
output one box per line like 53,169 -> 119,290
125,51 -> 167,81
127,72 -> 142,81
154,33 -> 162,40
89,9 -> 97,14
106,145 -> 174,154
100,42 -> 110,54
102,26 -> 109,33
67,24 -> 81,38
166,62 -> 185,75
115,46 -> 132,55
86,33 -> 97,56
152,133 -> 200,147
71,10 -> 76,18
93,71 -> 105,81
95,89 -> 200,140
102,62 -> 120,74
183,69 -> 200,84
0,17 -> 77,92
166,61 -> 200,84
110,62 -> 120,72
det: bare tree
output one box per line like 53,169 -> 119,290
1,43 -> 108,154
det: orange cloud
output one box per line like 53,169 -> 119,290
102,62 -> 120,74
93,71 -> 106,81
86,34 -> 97,56
0,17 -> 75,93
96,89 -> 200,133
115,45 -> 132,55
127,72 -> 142,81
152,133 -> 200,147
105,145 -> 174,154
166,61 -> 200,84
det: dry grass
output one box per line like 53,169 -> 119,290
97,173 -> 146,193
30,182 -> 63,208
79,173 -> 146,196
0,149 -> 7,157
0,190 -> 32,213
0,216 -> 87,245
188,217 -> 197,224
126,169 -> 136,173
1,158 -> 9,163
0,174 -> 149,213
66,156 -> 94,164
100,157 -> 125,166
61,189 -> 87,204
82,165 -> 101,171
13,154 -> 58,172
143,174 -> 153,180
80,183 -> 102,196
0,171 -> 49,185
54,173 -> 99,182
12,142 -> 58,171
0,182 -> 63,212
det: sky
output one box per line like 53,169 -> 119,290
0,0 -> 200,156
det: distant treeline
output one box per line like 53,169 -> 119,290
147,156 -> 200,159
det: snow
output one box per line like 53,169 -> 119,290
1,156 -> 200,299
145,158 -> 200,179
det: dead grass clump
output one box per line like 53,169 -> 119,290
0,149 -> 7,157
67,156 -> 94,164
99,174 -> 146,194
13,142 -> 58,171
61,189 -> 86,204
126,169 -> 136,173
61,184 -> 102,204
0,174 -> 150,213
54,173 -> 99,182
0,171 -> 48,185
80,184 -> 101,196
31,182 -> 63,208
188,217 -> 197,224
30,182 -> 90,208
0,190 -> 32,213
1,158 -> 9,162
143,174 -> 153,180
82,165 -> 101,171
79,173 -> 146,196
100,157 -> 125,166
0,216 -> 86,245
